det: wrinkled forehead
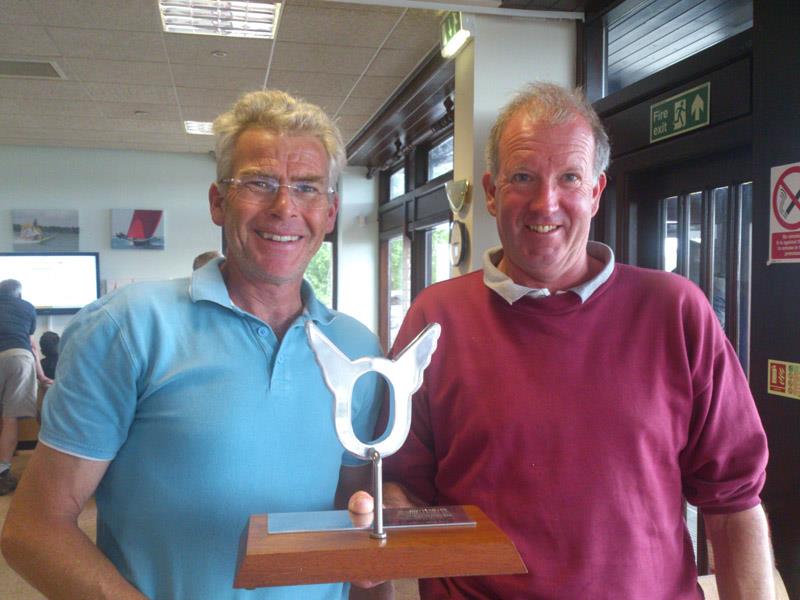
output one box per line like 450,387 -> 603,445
231,128 -> 330,174
497,112 -> 595,169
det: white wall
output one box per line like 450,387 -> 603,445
1,144 -> 218,333
454,15 -> 577,274
0,145 -> 379,337
336,166 -> 379,334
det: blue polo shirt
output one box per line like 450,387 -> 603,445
40,259 -> 383,600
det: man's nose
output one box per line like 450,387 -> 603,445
527,181 -> 559,213
269,185 -> 297,215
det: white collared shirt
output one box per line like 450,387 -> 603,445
482,241 -> 616,305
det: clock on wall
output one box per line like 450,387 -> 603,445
450,220 -> 467,266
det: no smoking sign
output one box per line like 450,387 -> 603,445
769,162 -> 800,263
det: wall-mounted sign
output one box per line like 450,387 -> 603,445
768,161 -> 800,264
649,82 -> 710,143
768,359 -> 800,400
440,12 -> 471,58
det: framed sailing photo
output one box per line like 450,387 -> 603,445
111,209 -> 165,250
12,209 -> 79,252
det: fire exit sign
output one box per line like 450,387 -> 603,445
650,82 -> 710,143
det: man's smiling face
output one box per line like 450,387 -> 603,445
210,127 -> 337,289
483,111 -> 606,291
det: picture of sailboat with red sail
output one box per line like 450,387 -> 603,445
111,209 -> 165,250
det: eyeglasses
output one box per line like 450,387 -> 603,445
219,175 -> 334,209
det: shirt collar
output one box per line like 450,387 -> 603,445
189,257 -> 336,326
483,241 -> 615,305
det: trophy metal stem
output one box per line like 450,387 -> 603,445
368,448 -> 386,540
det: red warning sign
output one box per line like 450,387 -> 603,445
769,162 -> 800,263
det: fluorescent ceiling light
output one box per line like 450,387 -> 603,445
159,1 -> 282,39
185,121 -> 214,135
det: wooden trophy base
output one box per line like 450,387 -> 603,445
234,505 -> 526,589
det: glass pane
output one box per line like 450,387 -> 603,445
428,136 -> 454,180
688,192 -> 703,286
685,502 -> 699,563
426,222 -> 451,286
389,167 -> 405,200
388,235 -> 410,346
712,187 -> 729,328
663,196 -> 679,272
737,182 -> 752,374
305,241 -> 333,307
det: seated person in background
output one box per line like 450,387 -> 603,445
193,249 -> 223,270
2,90 -> 382,600
38,331 -> 59,381
353,82 -> 774,599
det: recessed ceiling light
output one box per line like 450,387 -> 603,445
211,50 -> 228,57
134,110 -> 149,116
159,1 -> 282,39
185,121 -> 214,135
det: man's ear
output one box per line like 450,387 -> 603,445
325,193 -> 340,234
590,172 -> 607,217
482,172 -> 497,216
209,182 -> 225,226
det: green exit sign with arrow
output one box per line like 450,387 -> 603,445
650,82 -> 710,143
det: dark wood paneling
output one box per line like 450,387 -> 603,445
594,30 -> 751,116
750,3 -> 800,596
346,47 -> 455,169
603,56 -> 751,158
380,200 -> 406,235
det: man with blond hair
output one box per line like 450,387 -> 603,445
3,91 -> 381,600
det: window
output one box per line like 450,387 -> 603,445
658,181 -> 752,372
305,240 -> 334,307
387,235 -> 410,346
427,136 -> 453,180
378,131 -> 454,350
425,221 -> 451,286
389,167 -> 405,200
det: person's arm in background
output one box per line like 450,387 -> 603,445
704,504 -> 776,600
1,444 -> 147,599
29,335 -> 52,386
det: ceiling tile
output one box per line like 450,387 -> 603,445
60,58 -> 174,85
348,75 -> 404,99
383,10 -> 442,51
335,114 -> 375,131
268,69 -> 358,97
0,97 -> 102,117
332,95 -> 383,116
271,41 -> 373,75
29,0 -> 162,32
0,24 -> 62,56
163,33 -> 273,68
0,79 -> 89,101
277,5 -> 404,47
95,102 -> 179,120
0,1 -> 43,25
47,27 -> 167,62
366,47 -> 429,78
171,64 -> 266,89
82,82 -> 176,104
175,87 -> 244,109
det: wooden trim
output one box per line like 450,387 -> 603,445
346,47 -> 455,169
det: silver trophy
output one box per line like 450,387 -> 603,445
306,321 -> 441,539
235,321 -> 526,589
